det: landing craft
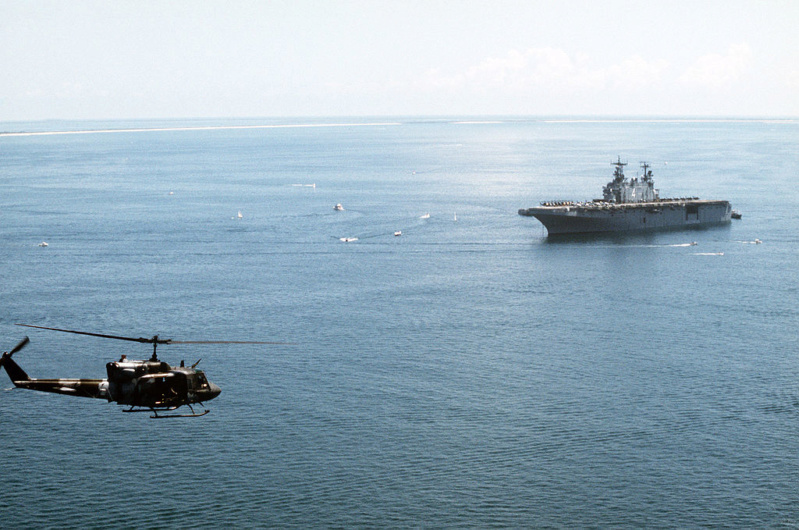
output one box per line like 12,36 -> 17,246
2,324 -> 289,418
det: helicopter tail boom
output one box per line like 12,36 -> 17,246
12,378 -> 108,399
2,336 -> 109,399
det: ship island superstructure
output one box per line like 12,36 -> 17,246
518,157 -> 732,235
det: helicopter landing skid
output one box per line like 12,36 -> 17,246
150,409 -> 210,419
123,404 -> 210,419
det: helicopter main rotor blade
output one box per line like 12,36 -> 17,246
169,340 -> 296,345
15,324 -> 168,344
15,325 -> 295,346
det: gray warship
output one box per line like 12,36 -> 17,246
518,157 -> 732,235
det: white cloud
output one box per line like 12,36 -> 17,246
314,44 -> 783,116
415,47 -> 668,96
678,43 -> 754,88
785,67 -> 799,89
606,55 -> 669,90
465,48 -> 577,90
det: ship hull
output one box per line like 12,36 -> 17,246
519,200 -> 732,236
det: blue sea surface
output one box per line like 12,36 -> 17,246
1,117 -> 798,527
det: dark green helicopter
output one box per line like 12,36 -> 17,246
2,324 -> 284,418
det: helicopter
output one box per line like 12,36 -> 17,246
2,324 -> 284,418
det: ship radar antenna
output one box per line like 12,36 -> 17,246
612,156 -> 627,181
640,161 -> 653,181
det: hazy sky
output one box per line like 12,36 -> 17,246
2,0 -> 798,120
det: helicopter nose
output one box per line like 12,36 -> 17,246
206,382 -> 222,401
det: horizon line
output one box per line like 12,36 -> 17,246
1,115 -> 797,137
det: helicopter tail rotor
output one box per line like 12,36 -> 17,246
1,337 -> 31,383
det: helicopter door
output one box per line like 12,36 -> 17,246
164,372 -> 188,405
137,372 -> 188,407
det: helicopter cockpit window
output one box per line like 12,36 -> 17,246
196,373 -> 209,389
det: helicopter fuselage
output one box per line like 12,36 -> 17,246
105,358 -> 221,408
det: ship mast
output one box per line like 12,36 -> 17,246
640,161 -> 653,182
612,156 -> 627,181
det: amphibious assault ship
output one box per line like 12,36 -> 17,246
518,157 -> 732,236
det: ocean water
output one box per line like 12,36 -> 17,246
1,117 -> 798,527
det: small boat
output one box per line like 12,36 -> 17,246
334,204 -> 344,211
453,213 -> 457,221
755,238 -> 762,244
339,237 -> 358,242
237,211 -> 243,219
394,231 -> 402,237
731,210 -> 742,219
420,213 -> 430,219
38,242 -> 48,247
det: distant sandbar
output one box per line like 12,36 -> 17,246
0,121 -> 402,137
